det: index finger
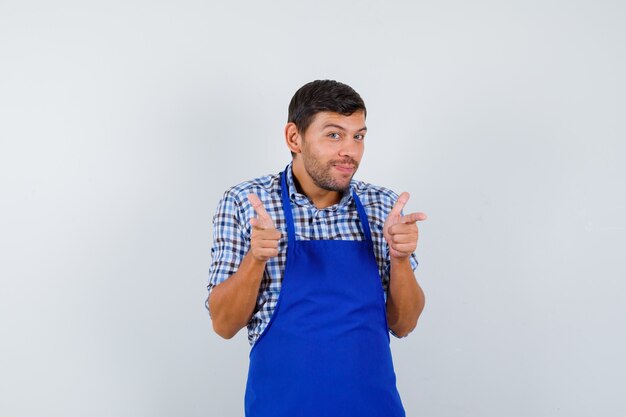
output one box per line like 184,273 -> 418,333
400,211 -> 428,224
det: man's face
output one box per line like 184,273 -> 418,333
299,110 -> 367,192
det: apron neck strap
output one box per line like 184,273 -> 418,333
280,166 -> 373,244
352,188 -> 373,242
280,167 -> 297,246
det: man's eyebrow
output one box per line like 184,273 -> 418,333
323,123 -> 368,132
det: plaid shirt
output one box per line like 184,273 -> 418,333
206,161 -> 419,347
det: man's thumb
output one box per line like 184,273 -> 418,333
388,192 -> 410,220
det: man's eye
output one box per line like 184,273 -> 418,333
354,134 -> 365,141
328,133 -> 341,140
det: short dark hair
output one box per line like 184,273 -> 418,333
288,79 -> 366,137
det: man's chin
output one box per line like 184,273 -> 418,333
318,179 -> 350,193
329,178 -> 352,193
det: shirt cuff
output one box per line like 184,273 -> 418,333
205,288 -> 213,318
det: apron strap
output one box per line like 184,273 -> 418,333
352,190 -> 373,243
280,166 -> 373,244
280,167 -> 297,247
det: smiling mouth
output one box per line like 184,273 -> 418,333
333,164 -> 355,174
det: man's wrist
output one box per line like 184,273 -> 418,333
244,251 -> 269,269
390,255 -> 411,268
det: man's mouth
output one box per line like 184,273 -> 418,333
332,164 -> 355,174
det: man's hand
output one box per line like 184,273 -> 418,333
248,193 -> 282,262
383,192 -> 427,259
209,194 -> 281,338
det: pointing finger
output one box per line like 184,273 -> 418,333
400,212 -> 427,224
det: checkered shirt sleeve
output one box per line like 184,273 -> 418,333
205,189 -> 248,317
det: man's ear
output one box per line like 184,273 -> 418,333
285,122 -> 302,155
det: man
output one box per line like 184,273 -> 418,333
206,80 -> 427,417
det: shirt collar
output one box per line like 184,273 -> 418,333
285,161 -> 353,210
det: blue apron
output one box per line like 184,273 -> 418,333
244,168 -> 406,417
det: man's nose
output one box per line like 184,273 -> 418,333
338,138 -> 360,158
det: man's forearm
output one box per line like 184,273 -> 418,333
208,251 -> 266,339
386,256 -> 425,337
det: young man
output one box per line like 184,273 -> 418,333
206,80 -> 427,417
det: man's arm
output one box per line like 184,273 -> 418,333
208,193 -> 281,339
208,252 -> 269,339
386,257 -> 425,337
383,191 -> 427,337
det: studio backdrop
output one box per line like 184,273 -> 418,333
1,1 -> 625,416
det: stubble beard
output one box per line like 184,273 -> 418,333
301,149 -> 359,192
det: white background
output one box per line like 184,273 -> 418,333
1,1 -> 625,416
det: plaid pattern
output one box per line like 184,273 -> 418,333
206,162 -> 419,346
